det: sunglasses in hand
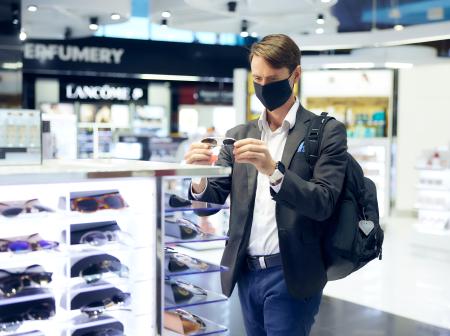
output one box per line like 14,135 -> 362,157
164,309 -> 206,335
0,264 -> 52,297
80,292 -> 131,318
80,260 -> 129,284
0,233 -> 59,254
200,137 -> 236,147
0,199 -> 53,218
71,193 -> 127,213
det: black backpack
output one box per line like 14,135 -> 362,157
305,112 -> 384,281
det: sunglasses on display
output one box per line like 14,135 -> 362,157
71,193 -> 127,213
168,194 -> 192,208
0,301 -> 55,328
80,292 -> 131,318
81,329 -> 124,336
0,265 -> 52,297
165,217 -> 208,240
166,278 -> 207,303
79,230 -> 133,247
0,199 -> 53,218
0,233 -> 59,254
165,248 -> 209,273
164,309 -> 206,335
80,260 -> 129,284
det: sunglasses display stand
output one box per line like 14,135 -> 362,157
163,183 -> 231,335
0,159 -> 231,336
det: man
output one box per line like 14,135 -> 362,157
185,34 -> 347,336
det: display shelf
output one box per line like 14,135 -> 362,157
415,166 -> 450,172
416,185 -> 450,192
164,314 -> 228,336
165,234 -> 228,245
0,289 -> 53,307
165,201 -> 229,214
165,288 -> 227,311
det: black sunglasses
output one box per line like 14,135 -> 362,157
0,300 -> 55,326
201,137 -> 236,147
82,329 -> 125,336
80,260 -> 129,284
80,292 -> 131,318
0,264 -> 52,297
165,247 -> 209,272
166,278 -> 207,303
165,216 -> 208,240
0,199 -> 52,217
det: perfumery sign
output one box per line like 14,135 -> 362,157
60,81 -> 147,103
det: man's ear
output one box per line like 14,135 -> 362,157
294,65 -> 301,82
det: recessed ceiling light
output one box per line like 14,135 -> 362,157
251,32 -> 258,38
162,11 -> 171,18
111,13 -> 121,20
19,30 -> 27,41
27,5 -> 38,12
89,17 -> 99,31
2,62 -> 22,70
240,31 -> 249,38
321,0 -> 332,3
317,14 -> 325,24
315,27 -> 324,34
394,24 -> 404,31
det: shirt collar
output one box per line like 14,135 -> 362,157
258,98 -> 299,132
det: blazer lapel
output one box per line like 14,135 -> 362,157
281,104 -> 312,168
246,121 -> 262,199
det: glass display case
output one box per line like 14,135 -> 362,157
0,160 -> 231,336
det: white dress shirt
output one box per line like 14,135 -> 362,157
192,99 -> 299,256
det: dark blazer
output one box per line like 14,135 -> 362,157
191,104 -> 348,299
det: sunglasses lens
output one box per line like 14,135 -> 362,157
80,232 -> 107,246
223,138 -> 235,146
103,195 -> 124,209
8,240 -> 30,253
201,138 -> 217,146
0,277 -> 21,296
81,265 -> 103,283
1,207 -> 23,217
75,199 -> 98,212
37,240 -> 58,250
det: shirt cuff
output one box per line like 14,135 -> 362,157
191,177 -> 208,199
270,176 -> 284,193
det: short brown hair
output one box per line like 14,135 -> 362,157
249,34 -> 301,72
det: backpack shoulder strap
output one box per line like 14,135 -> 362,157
305,112 -> 335,168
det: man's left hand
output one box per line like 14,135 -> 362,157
233,138 -> 276,176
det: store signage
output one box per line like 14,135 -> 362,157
196,89 -> 233,104
24,43 -> 124,64
63,84 -> 146,102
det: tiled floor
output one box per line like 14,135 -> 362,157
177,216 -> 450,335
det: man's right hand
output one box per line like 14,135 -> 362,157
184,142 -> 212,194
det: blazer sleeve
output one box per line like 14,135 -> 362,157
188,131 -> 234,205
270,119 -> 348,221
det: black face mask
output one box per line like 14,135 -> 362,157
254,73 -> 294,111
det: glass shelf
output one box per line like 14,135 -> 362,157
165,200 -> 229,214
165,234 -> 228,245
165,288 -> 227,311
165,251 -> 228,278
164,314 -> 227,336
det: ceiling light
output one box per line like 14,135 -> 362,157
384,62 -> 413,69
394,24 -> 404,31
89,17 -> 99,31
2,62 -> 22,70
161,18 -> 168,28
321,0 -> 332,3
240,19 -> 248,37
12,18 -> 19,25
111,13 -> 121,20
317,14 -> 325,25
19,30 -> 27,41
162,11 -> 171,18
315,27 -> 324,34
251,32 -> 258,38
27,5 -> 38,12
322,62 -> 375,69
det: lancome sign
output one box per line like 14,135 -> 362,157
61,83 -> 147,102
24,43 -> 124,64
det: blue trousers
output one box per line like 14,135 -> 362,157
237,265 -> 322,336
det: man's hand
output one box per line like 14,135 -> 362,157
233,138 -> 276,176
184,142 -> 212,165
184,142 -> 212,194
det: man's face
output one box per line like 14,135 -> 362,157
251,55 -> 300,87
